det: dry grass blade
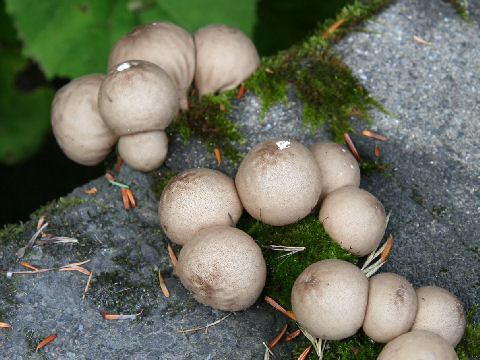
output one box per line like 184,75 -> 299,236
263,342 -> 274,360
82,265 -> 94,300
167,244 -> 179,274
35,236 -> 79,245
321,18 -> 345,39
158,270 -> 170,297
58,265 -> 91,276
36,333 -> 57,352
16,222 -> 49,258
0,322 -> 12,328
177,313 -> 232,334
264,296 -> 296,321
268,323 -> 288,349
102,309 -> 143,320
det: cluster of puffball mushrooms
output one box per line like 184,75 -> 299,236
158,138 -> 465,359
50,22 -> 260,171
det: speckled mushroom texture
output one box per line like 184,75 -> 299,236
291,259 -> 369,340
377,330 -> 459,360
362,272 -> 418,343
108,22 -> 195,110
177,225 -> 266,311
158,168 -> 243,246
411,286 -> 466,347
309,141 -> 360,199
51,74 -> 118,166
319,186 -> 386,256
117,131 -> 168,172
235,138 -> 323,226
194,24 -> 260,96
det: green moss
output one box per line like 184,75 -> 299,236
457,305 -> 480,359
237,213 -> 357,309
444,0 -> 473,22
150,170 -> 178,199
0,222 -> 26,247
359,159 -> 392,177
168,94 -> 246,164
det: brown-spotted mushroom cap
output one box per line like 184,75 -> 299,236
235,138 -> 322,226
309,141 -> 360,199
291,259 -> 369,340
319,186 -> 386,256
177,225 -> 266,311
98,60 -> 178,136
51,74 -> 118,166
411,285 -> 466,347
377,330 -> 459,360
108,22 -> 195,110
363,272 -> 418,343
117,131 -> 168,172
158,168 -> 243,246
194,24 -> 260,97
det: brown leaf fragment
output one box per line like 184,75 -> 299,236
285,329 -> 301,341
36,333 -> 57,352
83,187 -> 98,194
167,244 -> 178,275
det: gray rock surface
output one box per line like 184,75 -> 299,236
1,0 -> 479,359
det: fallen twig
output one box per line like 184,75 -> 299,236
177,313 -> 232,334
16,222 -> 49,258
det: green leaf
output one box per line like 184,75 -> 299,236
5,0 -> 257,79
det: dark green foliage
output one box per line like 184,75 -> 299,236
150,170 -> 178,198
359,159 -> 392,177
443,0 -> 473,22
457,306 -> 480,359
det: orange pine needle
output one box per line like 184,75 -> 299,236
20,261 -> 40,271
37,216 -> 46,230
121,187 -> 130,210
104,173 -> 116,181
285,329 -> 301,341
158,270 -> 170,297
0,322 -> 12,328
321,19 -> 345,39
116,157 -> 123,172
297,345 -> 312,360
36,333 -> 57,352
264,296 -> 296,321
167,244 -> 178,274
344,132 -> 361,161
214,148 -> 222,165
380,234 -> 393,263
268,324 -> 288,349
413,35 -> 430,45
374,144 -> 380,157
82,266 -> 94,300
219,103 -> 226,111
125,188 -> 136,207
362,130 -> 388,141
58,265 -> 91,276
236,83 -> 245,99
102,310 -> 143,320
83,187 -> 98,194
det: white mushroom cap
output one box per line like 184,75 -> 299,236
51,74 -> 118,166
412,285 -> 466,347
318,186 -> 386,256
177,225 -> 266,311
291,259 -> 368,340
117,130 -> 168,172
377,330 -> 459,360
194,24 -> 260,97
158,168 -> 243,245
363,272 -> 418,343
235,138 -> 323,226
108,22 -> 195,110
309,141 -> 360,198
98,60 -> 179,136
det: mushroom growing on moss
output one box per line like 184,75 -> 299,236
177,225 -> 266,311
108,21 -> 195,110
98,60 -> 179,171
194,24 -> 260,97
235,138 -> 322,226
318,186 -> 386,256
158,168 -> 243,246
51,74 -> 118,165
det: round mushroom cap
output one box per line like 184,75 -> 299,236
118,130 -> 168,172
377,330 -> 459,360
158,168 -> 243,245
363,272 -> 418,343
194,24 -> 260,97
98,60 -> 179,136
108,22 -> 195,110
235,138 -> 322,226
291,259 -> 368,340
51,74 -> 118,166
319,186 -> 386,256
411,285 -> 466,347
309,141 -> 360,198
177,225 -> 266,311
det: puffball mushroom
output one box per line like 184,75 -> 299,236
108,21 -> 195,110
98,60 -> 179,171
235,138 -> 323,226
51,74 -> 118,165
363,272 -> 418,343
377,330 -> 459,360
158,168 -> 243,246
309,141 -> 360,198
177,225 -> 266,311
319,186 -> 386,256
411,285 -> 466,347
291,259 -> 369,340
194,24 -> 260,97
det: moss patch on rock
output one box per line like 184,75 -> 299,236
457,305 -> 480,360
